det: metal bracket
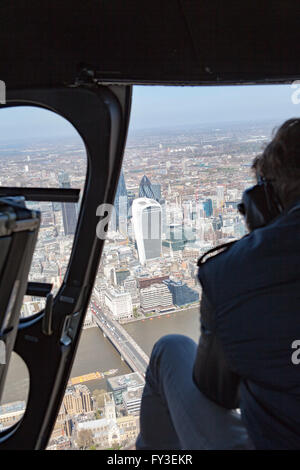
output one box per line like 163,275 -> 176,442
42,293 -> 53,336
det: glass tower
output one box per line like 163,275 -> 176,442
58,171 -> 77,236
132,198 -> 162,265
114,170 -> 128,233
139,175 -> 161,202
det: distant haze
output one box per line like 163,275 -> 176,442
0,85 -> 299,142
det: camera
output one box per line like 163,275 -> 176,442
238,179 -> 282,231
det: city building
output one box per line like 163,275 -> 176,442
76,393 -> 118,448
63,385 -> 94,416
113,170 -> 128,234
107,372 -> 145,406
137,274 -> 169,289
104,289 -> 133,320
113,268 -> 130,286
203,198 -> 213,217
123,277 -> 137,293
140,283 -> 173,313
216,185 -> 225,207
0,401 -> 25,430
132,198 -> 162,265
76,416 -> 120,449
123,277 -> 140,308
47,435 -> 72,450
122,387 -> 143,416
75,393 -> 139,449
93,283 -> 107,305
127,189 -> 136,211
138,175 -> 161,202
163,224 -> 196,251
58,171 -> 78,236
163,279 -> 199,306
50,403 -> 73,439
117,415 -> 140,445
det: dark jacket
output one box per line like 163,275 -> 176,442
194,200 -> 300,450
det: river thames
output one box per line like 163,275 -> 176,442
2,307 -> 200,405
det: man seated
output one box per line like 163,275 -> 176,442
136,118 -> 300,450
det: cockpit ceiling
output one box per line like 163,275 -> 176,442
1,0 -> 300,89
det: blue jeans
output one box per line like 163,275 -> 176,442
136,334 -> 254,450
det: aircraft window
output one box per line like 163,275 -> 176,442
0,352 -> 29,432
8,86 -> 292,450
0,106 -> 87,318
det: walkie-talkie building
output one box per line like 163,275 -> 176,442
132,198 -> 162,265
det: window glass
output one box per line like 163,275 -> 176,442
0,106 -> 87,317
9,86 -> 294,450
0,352 -> 29,431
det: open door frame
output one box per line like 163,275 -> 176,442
0,84 -> 132,449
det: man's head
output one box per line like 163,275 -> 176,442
252,118 -> 300,208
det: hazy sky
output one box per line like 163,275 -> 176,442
1,84 -> 300,140
130,85 -> 300,129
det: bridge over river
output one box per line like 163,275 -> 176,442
90,300 -> 149,378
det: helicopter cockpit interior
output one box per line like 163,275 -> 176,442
0,1 -> 299,450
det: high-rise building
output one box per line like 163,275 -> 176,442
163,224 -> 196,251
58,171 -> 78,236
127,189 -> 136,210
113,170 -> 128,234
138,176 -> 166,232
203,199 -> 213,218
138,175 -> 161,201
153,184 -> 161,200
139,175 -> 168,235
216,185 -> 225,207
132,198 -> 162,265
113,268 -> 130,286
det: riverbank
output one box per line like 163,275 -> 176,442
3,307 -> 200,405
120,302 -> 200,324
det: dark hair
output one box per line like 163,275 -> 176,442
252,118 -> 300,207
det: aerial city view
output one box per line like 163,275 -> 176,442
0,85 -> 294,450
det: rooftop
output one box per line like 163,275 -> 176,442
107,372 -> 145,390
